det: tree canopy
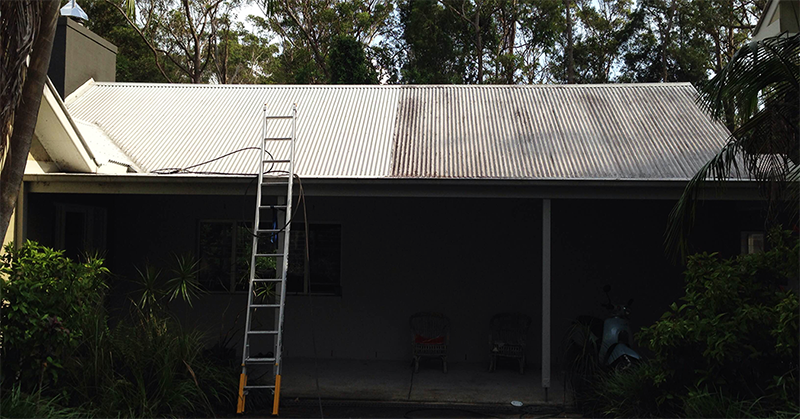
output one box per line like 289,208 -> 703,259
666,33 -> 800,259
81,0 -> 765,85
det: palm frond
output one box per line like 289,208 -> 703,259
666,33 -> 800,261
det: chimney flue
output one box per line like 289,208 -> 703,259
60,0 -> 89,22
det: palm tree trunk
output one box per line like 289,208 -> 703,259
0,1 -> 60,240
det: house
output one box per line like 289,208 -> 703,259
3,12 -> 778,405
6,74 -> 767,402
752,0 -> 800,41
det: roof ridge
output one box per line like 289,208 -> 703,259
90,82 -> 694,89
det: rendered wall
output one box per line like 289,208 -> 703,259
24,192 -> 763,369
48,17 -> 117,99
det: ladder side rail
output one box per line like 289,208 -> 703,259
273,104 -> 296,379
240,105 -> 269,370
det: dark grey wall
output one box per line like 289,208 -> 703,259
25,192 -> 764,369
48,17 -> 117,98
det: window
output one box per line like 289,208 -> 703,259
198,221 -> 253,292
55,204 -> 106,260
198,220 -> 341,295
741,231 -> 765,254
287,224 -> 342,295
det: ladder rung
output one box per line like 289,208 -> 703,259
246,357 -> 276,363
264,137 -> 292,141
247,330 -> 279,335
244,385 -> 276,389
250,304 -> 281,308
254,253 -> 283,257
253,278 -> 283,282
258,205 -> 287,209
263,160 -> 291,164
264,115 -> 293,120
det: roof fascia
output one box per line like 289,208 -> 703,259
33,79 -> 98,173
22,174 -> 761,201
753,0 -> 778,40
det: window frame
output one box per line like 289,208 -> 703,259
54,203 -> 107,258
196,219 -> 342,295
740,231 -> 765,254
286,222 -> 342,296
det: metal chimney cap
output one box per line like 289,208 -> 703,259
60,0 -> 89,21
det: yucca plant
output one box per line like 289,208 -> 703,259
166,253 -> 203,307
132,253 -> 205,312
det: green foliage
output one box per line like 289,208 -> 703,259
597,229 -> 800,417
216,16 -> 280,84
264,0 -> 393,83
400,0 -> 470,83
591,361 -> 665,417
667,34 -> 800,259
132,253 -> 204,311
328,35 -> 379,84
65,307 -> 235,417
640,231 -> 799,392
166,253 -> 204,306
82,0 -> 174,82
1,242 -> 235,418
562,318 -> 602,410
0,384 -> 85,419
0,241 -> 109,393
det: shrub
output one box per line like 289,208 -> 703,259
1,242 -> 236,418
639,233 -> 800,401
0,384 -> 85,419
592,361 -> 667,418
620,228 -> 800,417
67,307 -> 236,418
0,241 -> 108,393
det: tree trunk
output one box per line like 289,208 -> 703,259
505,0 -> 517,84
0,1 -> 59,240
475,7 -> 483,83
565,0 -> 575,84
661,0 -> 677,82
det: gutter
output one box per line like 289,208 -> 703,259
22,173 -> 761,200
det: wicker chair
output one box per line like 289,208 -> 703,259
410,312 -> 450,373
489,312 -> 531,374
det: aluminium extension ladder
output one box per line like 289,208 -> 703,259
237,104 -> 297,416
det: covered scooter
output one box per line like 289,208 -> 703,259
597,285 -> 640,368
568,285 -> 640,370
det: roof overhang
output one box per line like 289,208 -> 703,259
34,79 -> 97,173
23,173 -> 761,200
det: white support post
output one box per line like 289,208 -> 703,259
542,199 -> 551,393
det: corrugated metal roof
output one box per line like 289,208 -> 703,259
66,84 -> 399,178
65,82 -> 729,180
392,84 -> 730,179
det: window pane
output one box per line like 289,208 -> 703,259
308,224 -> 341,295
287,226 -> 306,293
236,222 -> 278,291
198,222 -> 233,291
64,211 -> 86,260
287,224 -> 341,295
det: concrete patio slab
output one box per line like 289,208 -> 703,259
277,358 -> 569,406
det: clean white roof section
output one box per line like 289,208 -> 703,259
66,83 -> 399,178
65,82 -> 730,181
73,119 -> 140,172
